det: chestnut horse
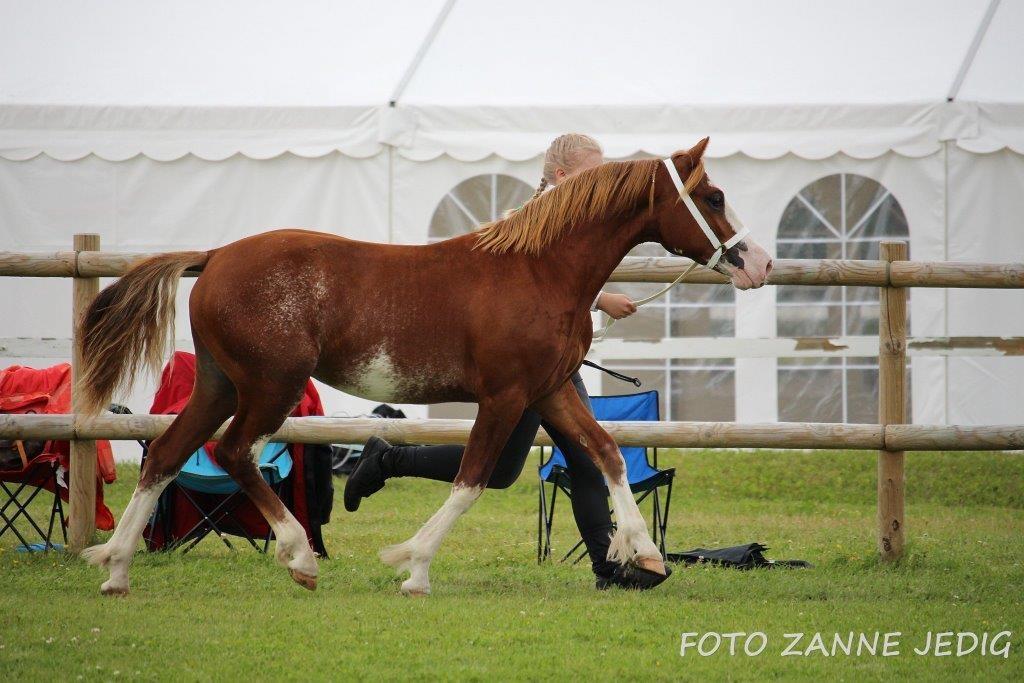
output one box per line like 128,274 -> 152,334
78,138 -> 772,596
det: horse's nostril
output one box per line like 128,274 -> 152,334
765,259 -> 774,275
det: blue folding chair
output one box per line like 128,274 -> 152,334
538,390 -> 674,563
148,442 -> 292,553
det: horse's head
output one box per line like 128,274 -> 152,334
654,138 -> 773,290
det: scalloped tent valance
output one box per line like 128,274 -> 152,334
0,106 -> 383,162
3,101 -> 1022,163
387,102 -> 1024,162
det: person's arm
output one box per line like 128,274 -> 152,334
593,291 -> 637,320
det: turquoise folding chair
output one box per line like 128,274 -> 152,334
537,390 -> 674,563
153,442 -> 292,553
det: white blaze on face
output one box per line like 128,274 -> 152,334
718,201 -> 773,290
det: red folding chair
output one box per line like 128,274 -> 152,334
1,364 -> 117,551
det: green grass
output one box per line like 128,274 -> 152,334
2,449 -> 1022,681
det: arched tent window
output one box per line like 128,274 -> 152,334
429,173 -> 533,243
427,173 -> 533,419
776,173 -> 910,423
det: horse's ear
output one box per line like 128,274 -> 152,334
689,136 -> 710,160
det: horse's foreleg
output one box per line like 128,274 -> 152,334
380,393 -> 525,596
534,381 -> 665,573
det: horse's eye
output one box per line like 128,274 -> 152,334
707,192 -> 725,211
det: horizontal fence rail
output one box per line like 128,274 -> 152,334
610,257 -> 1024,288
2,414 -> 1022,452
2,252 -> 1024,288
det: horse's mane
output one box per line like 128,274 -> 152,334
474,153 -> 705,256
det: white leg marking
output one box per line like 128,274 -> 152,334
81,477 -> 170,595
269,507 -> 318,577
379,485 -> 482,595
247,435 -> 316,578
607,472 -> 661,565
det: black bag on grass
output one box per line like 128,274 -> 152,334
668,542 -> 811,569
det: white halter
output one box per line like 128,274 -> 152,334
592,158 -> 749,342
661,158 -> 749,271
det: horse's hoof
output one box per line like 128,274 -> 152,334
637,557 -> 667,576
400,579 -> 430,597
100,583 -> 129,597
290,569 -> 318,591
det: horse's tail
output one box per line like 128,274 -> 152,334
76,251 -> 210,416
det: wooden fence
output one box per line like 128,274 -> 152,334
1,235 -> 1022,560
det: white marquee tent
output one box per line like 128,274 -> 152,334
2,0 -> 1022,444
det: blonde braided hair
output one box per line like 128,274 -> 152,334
529,177 -> 549,201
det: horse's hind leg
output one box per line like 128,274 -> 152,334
83,351 -> 237,595
211,378 -> 319,590
533,381 -> 664,573
380,393 -> 525,596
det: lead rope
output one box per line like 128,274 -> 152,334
580,359 -> 642,387
591,258 -> 700,342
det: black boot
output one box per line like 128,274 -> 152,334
596,560 -> 673,591
581,525 -> 620,581
343,437 -> 393,512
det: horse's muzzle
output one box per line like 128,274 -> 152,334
721,238 -> 773,290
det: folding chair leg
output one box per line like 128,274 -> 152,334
0,508 -> 33,550
214,480 -> 288,554
166,487 -> 234,553
651,488 -> 662,554
560,537 -> 586,564
0,490 -> 34,550
0,481 -> 21,536
543,483 -> 559,562
55,488 -> 67,544
164,477 -> 287,554
659,477 -> 673,558
45,484 -> 60,550
0,477 -> 62,550
0,480 -> 32,533
0,481 -> 53,546
46,467 -> 65,550
537,478 -> 545,563
190,527 -> 234,553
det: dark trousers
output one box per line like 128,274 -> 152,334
386,372 -> 616,576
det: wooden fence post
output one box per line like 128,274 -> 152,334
878,241 -> 908,561
68,233 -> 100,554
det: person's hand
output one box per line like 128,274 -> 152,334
597,292 -> 637,320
